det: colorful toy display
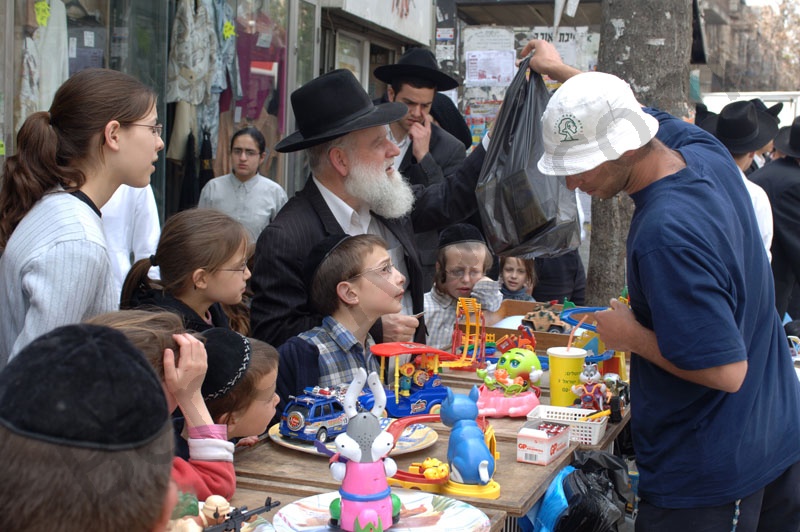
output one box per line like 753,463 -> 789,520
360,342 -> 453,417
522,302 -> 573,333
328,368 -> 401,532
571,363 -> 608,411
440,386 -> 497,486
279,386 -> 348,443
475,347 -> 543,417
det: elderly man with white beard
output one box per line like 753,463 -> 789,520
250,69 -> 486,347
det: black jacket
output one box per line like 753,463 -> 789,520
127,288 -> 230,332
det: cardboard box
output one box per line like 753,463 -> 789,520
460,300 -> 596,355
517,419 -> 571,465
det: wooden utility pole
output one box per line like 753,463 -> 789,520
584,0 -> 693,305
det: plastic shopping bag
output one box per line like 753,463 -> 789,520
476,58 -> 580,258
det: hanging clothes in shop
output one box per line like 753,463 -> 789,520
179,130 -> 199,211
198,128 -> 214,192
165,0 -> 216,106
15,37 -> 40,130
31,0 -> 70,110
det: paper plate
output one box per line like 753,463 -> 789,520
272,489 -> 490,531
268,418 -> 438,457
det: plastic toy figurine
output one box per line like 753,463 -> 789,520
329,368 -> 401,532
399,363 -> 414,397
475,347 -> 542,417
440,386 -> 496,485
571,363 -> 608,411
169,496 -> 280,532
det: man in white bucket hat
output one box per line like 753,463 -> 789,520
523,40 -> 800,530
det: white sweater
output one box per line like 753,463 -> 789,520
0,191 -> 117,365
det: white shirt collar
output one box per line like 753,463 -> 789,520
313,176 -> 372,235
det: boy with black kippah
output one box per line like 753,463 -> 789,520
276,233 -> 407,418
424,223 -> 502,350
0,324 -> 176,532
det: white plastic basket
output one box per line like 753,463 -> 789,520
526,405 -> 608,446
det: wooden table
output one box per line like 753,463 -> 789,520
232,368 -> 630,531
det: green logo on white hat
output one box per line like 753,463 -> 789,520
556,114 -> 582,142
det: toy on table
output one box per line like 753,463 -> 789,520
328,368 -> 401,532
475,347 -> 542,417
446,297 -> 489,371
168,495 -> 280,532
440,386 -> 496,486
279,386 -> 348,443
521,302 -> 572,333
361,342 -> 452,417
571,363 -> 607,411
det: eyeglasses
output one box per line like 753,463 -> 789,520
232,147 -> 261,158
220,263 -> 249,274
349,261 -> 395,280
445,268 -> 483,280
127,123 -> 164,137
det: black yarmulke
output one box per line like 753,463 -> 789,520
302,233 -> 351,290
438,223 -> 485,250
0,324 -> 168,450
200,328 -> 252,400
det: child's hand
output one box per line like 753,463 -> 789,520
163,333 -> 214,428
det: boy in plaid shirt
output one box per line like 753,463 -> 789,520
276,234 -> 407,416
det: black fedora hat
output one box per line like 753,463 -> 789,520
695,103 -> 715,126
374,48 -> 458,91
774,116 -> 800,159
700,100 -> 778,154
749,98 -> 784,124
276,69 -> 408,153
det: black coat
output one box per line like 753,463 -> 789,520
750,157 -> 800,316
249,144 -> 487,346
248,178 -> 425,346
126,289 -> 230,332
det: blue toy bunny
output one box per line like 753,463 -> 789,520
440,386 -> 496,485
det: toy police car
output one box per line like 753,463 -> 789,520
278,387 -> 348,443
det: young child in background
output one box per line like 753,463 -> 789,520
0,324 -> 176,532
87,310 -> 279,499
277,234 -> 406,417
499,256 -> 537,301
121,208 -> 251,332
424,223 -> 502,350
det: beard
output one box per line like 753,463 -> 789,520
345,159 -> 415,219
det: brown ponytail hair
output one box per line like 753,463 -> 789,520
0,69 -> 156,250
121,208 -> 250,308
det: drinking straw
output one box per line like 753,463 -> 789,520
567,315 -> 588,350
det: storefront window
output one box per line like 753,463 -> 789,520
4,0 -> 169,219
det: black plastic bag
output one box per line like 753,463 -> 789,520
553,450 -> 634,532
476,58 -> 580,258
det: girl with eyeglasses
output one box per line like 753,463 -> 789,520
424,223 -> 503,351
0,69 -> 164,364
121,208 -> 251,333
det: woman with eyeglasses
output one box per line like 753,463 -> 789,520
198,127 -> 287,244
0,68 -> 164,365
121,208 -> 251,333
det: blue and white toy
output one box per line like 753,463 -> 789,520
440,386 -> 496,485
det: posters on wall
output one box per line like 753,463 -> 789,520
462,25 -> 600,147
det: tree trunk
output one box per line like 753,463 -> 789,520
585,0 -> 693,305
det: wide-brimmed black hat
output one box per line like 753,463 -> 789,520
749,98 -> 783,124
695,103 -> 715,126
374,48 -> 458,91
275,69 -> 407,153
774,116 -> 800,159
700,100 -> 778,154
